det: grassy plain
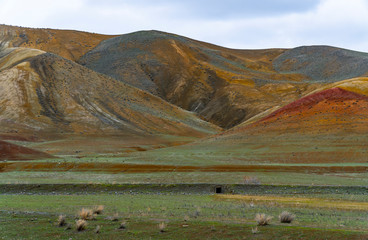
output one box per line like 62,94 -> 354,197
1,193 -> 368,239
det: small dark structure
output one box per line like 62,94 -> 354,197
215,186 -> 223,194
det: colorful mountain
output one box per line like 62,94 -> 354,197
0,24 -> 113,61
0,46 -> 219,142
136,79 -> 368,165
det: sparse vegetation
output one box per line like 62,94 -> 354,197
119,220 -> 127,229
194,206 -> 201,218
279,211 -> 295,223
110,213 -> 119,221
76,219 -> 87,231
255,213 -> 273,226
251,226 -> 259,234
78,208 -> 95,220
57,215 -> 66,227
93,205 -> 104,215
0,193 -> 368,239
159,222 -> 167,232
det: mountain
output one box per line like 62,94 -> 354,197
186,78 -> 368,164
0,140 -> 54,160
0,45 -> 219,143
2,25 -> 368,160
78,30 -> 315,128
78,32 -> 368,129
0,24 -> 114,61
273,45 -> 368,82
4,25 -> 368,130
5,26 -> 368,129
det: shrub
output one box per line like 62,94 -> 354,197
111,213 -> 119,221
194,206 -> 201,218
255,213 -> 273,226
119,220 -> 127,229
76,219 -> 87,231
251,227 -> 259,234
93,205 -> 104,215
159,222 -> 167,232
78,208 -> 95,220
279,211 -> 295,223
57,215 -> 66,227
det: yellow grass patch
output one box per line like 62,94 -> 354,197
215,195 -> 368,211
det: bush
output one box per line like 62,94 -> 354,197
279,211 -> 295,223
251,227 -> 259,234
93,205 -> 104,215
57,215 -> 66,227
111,213 -> 119,221
255,213 -> 273,226
159,222 -> 167,232
119,220 -> 127,229
78,208 -> 95,220
76,219 -> 87,231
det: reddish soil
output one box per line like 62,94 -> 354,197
260,87 -> 368,122
219,87 -> 368,135
0,140 -> 55,160
0,162 -> 366,174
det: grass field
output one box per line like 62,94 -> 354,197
1,193 -> 368,239
2,141 -> 368,239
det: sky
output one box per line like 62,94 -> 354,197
1,0 -> 368,51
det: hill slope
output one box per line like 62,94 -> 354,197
79,30 -> 318,128
201,80 -> 368,163
0,24 -> 114,61
3,26 -> 368,129
0,140 -> 54,160
0,46 -> 219,141
80,33 -> 368,128
273,46 -> 368,82
132,79 -> 368,165
5,26 -> 368,129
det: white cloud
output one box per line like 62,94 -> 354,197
1,0 -> 368,51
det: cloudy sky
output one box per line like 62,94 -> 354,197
1,0 -> 368,51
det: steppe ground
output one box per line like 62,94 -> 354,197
1,140 -> 368,240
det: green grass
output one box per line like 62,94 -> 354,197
0,193 -> 367,239
1,194 -> 368,230
1,212 -> 365,240
1,171 -> 368,186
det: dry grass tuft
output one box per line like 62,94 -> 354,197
184,215 -> 190,222
76,219 -> 87,231
95,225 -> 101,234
57,215 -> 66,227
251,226 -> 259,234
111,213 -> 119,221
78,208 -> 95,220
119,220 -> 127,229
255,213 -> 273,226
93,205 -> 104,215
159,222 -> 167,232
279,211 -> 295,223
